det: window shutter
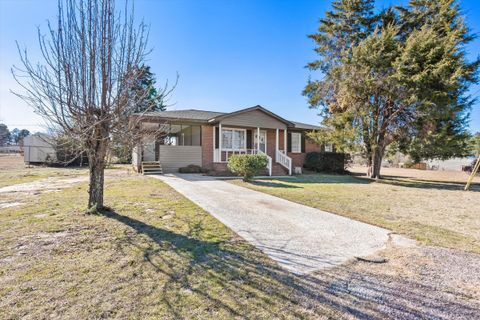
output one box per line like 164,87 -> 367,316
215,127 -> 219,149
301,133 -> 305,153
246,130 -> 252,149
287,132 -> 292,152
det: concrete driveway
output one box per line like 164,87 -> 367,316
152,174 -> 390,274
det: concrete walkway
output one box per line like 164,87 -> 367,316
152,174 -> 390,274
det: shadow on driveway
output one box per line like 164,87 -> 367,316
102,209 -> 480,319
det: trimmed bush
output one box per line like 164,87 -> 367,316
227,154 -> 268,182
178,164 -> 205,173
304,152 -> 346,173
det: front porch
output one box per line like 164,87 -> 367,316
212,125 -> 292,176
131,106 -> 318,175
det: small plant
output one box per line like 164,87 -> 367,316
178,164 -> 205,173
227,154 -> 268,182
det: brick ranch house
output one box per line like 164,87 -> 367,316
131,105 -> 332,175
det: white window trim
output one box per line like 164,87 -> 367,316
221,127 -> 247,151
291,132 -> 302,153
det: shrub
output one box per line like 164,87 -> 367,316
178,164 -> 205,173
304,152 -> 346,173
227,154 -> 268,182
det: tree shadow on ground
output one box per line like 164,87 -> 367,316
351,171 -> 480,192
254,174 -> 372,187
249,180 -> 303,189
101,209 -> 479,319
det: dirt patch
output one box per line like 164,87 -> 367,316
0,202 -> 22,209
0,176 -> 89,210
0,176 -> 88,194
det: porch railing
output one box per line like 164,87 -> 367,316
214,149 -> 258,163
276,149 -> 292,175
257,149 -> 272,176
214,148 -> 272,176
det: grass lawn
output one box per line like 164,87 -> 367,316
0,173 -> 343,319
231,167 -> 480,254
2,158 -> 479,319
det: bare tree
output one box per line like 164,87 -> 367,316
12,0 -> 170,211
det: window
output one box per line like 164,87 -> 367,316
325,143 -> 333,152
161,124 -> 201,146
291,132 -> 301,153
221,128 -> 246,150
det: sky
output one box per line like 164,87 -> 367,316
0,0 -> 479,133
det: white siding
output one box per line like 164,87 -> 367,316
159,145 -> 202,172
23,134 -> 56,163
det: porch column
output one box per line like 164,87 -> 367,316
213,125 -> 216,162
257,127 -> 260,151
284,128 -> 287,153
219,123 -> 222,162
275,129 -> 279,160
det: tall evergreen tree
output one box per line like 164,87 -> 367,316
129,65 -> 167,113
304,0 -> 377,161
304,0 -> 478,178
394,0 -> 479,162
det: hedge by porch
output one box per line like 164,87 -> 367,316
227,154 -> 268,181
304,152 -> 346,173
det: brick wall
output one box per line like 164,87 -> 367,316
288,136 -> 322,169
201,125 -> 214,170
201,126 -> 321,175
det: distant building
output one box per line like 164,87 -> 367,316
23,133 -> 56,164
425,157 -> 474,171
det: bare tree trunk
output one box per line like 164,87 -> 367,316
370,148 -> 383,179
367,154 -> 373,177
88,154 -> 105,210
369,136 -> 385,179
87,126 -> 109,211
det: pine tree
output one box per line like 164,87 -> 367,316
394,0 -> 479,162
304,0 -> 479,178
303,0 -> 378,168
130,65 -> 166,113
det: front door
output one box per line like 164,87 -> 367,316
254,130 -> 267,153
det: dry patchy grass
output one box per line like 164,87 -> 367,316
0,154 -> 88,188
0,174 -> 339,319
1,170 -> 479,319
232,169 -> 480,254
